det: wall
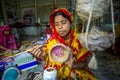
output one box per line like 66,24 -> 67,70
18,0 -> 70,23
3,0 -> 70,36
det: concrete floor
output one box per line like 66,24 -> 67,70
91,51 -> 120,80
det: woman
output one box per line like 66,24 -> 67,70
46,25 -> 52,40
0,25 -> 19,53
31,8 -> 97,80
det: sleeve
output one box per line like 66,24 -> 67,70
76,47 -> 91,62
74,33 -> 91,62
43,37 -> 58,55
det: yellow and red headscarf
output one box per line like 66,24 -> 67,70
49,8 -> 74,45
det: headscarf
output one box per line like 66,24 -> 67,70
49,8 -> 73,45
0,25 -> 13,50
0,25 -> 11,36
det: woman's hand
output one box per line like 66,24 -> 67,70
65,53 -> 87,69
5,49 -> 13,53
72,60 -> 87,70
30,45 -> 45,58
65,54 -> 74,68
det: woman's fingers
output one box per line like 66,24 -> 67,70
6,49 -> 13,53
31,45 -> 40,52
35,48 -> 42,57
30,45 -> 43,57
65,54 -> 73,68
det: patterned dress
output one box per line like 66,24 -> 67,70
42,8 -> 97,80
0,26 -> 19,51
43,31 -> 96,80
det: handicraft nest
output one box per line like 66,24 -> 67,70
49,43 -> 71,63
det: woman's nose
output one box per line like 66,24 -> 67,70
58,23 -> 63,29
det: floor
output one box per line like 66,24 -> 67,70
91,51 -> 120,80
1,36 -> 120,80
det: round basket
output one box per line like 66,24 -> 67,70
2,67 -> 20,80
49,43 -> 71,63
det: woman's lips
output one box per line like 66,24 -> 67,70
59,31 -> 65,35
60,31 -> 64,34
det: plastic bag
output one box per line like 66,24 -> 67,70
88,52 -> 98,69
76,0 -> 110,21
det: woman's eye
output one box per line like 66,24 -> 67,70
54,20 -> 67,26
55,23 -> 59,26
61,20 -> 67,24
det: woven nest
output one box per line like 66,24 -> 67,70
49,43 -> 71,63
76,0 -> 110,21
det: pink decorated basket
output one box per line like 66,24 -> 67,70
49,43 -> 72,63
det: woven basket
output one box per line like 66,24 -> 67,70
49,43 -> 72,63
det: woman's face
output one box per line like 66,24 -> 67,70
4,30 -> 10,35
54,15 -> 71,38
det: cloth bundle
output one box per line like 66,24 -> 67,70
0,56 -> 15,72
79,27 -> 114,51
14,52 -> 38,72
76,0 -> 110,21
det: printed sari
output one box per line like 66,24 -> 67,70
43,8 -> 97,80
0,25 -> 19,51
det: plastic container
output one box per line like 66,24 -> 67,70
43,67 -> 57,80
